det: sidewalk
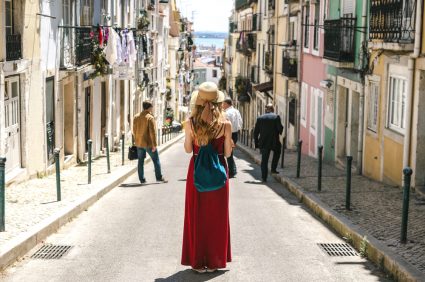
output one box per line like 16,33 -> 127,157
238,143 -> 425,281
0,134 -> 184,270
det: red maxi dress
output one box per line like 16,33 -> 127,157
181,135 -> 232,269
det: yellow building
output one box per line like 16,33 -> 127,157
363,0 -> 422,186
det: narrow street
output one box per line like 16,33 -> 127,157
1,140 -> 388,282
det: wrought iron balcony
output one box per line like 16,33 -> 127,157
229,22 -> 237,33
236,33 -> 255,56
252,13 -> 262,31
236,0 -> 248,10
323,17 -> 356,62
282,52 -> 297,78
369,0 -> 416,43
247,33 -> 256,50
265,50 -> 273,74
6,34 -> 22,61
60,27 -> 93,69
250,65 -> 260,84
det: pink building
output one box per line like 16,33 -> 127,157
299,1 -> 327,157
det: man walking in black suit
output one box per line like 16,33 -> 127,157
254,104 -> 284,182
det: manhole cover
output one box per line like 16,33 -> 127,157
31,244 -> 72,259
318,243 -> 357,257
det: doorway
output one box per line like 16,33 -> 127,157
64,82 -> 75,156
101,81 -> 107,148
336,86 -> 360,166
4,76 -> 21,173
46,77 -> 55,165
85,86 -> 91,151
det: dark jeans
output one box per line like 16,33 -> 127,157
227,132 -> 239,177
137,147 -> 163,182
260,146 -> 281,181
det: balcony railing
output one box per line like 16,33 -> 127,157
236,33 -> 255,55
60,27 -> 93,69
265,50 -> 273,74
247,33 -> 256,50
324,17 -> 356,62
252,13 -> 262,31
282,51 -> 297,78
250,65 -> 260,84
229,22 -> 237,33
369,0 -> 416,43
6,34 -> 22,61
236,0 -> 248,10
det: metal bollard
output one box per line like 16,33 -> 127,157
346,156 -> 353,210
296,140 -> 302,178
318,145 -> 323,192
281,136 -> 286,169
0,157 -> 6,232
121,132 -> 125,166
54,149 -> 61,201
105,134 -> 111,173
401,167 -> 413,243
87,140 -> 92,184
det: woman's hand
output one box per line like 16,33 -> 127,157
224,121 -> 233,158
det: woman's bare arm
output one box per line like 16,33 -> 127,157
224,122 -> 233,158
184,120 -> 193,153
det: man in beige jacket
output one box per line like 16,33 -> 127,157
133,101 -> 166,183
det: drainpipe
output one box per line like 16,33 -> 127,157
284,2 -> 291,147
296,0 -> 303,143
403,0 -> 423,180
357,0 -> 368,174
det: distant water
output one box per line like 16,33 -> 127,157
194,37 -> 225,49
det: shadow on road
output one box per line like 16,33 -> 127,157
119,182 -> 161,188
154,269 -> 228,282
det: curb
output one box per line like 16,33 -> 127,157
0,134 -> 184,271
237,144 -> 425,282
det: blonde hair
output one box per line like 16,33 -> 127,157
191,103 -> 224,146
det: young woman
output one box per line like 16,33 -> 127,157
181,82 -> 233,273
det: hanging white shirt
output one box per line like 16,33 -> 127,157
104,28 -> 122,65
225,106 -> 242,133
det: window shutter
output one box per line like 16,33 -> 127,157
342,0 -> 354,16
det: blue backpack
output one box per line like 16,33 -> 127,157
194,142 -> 227,192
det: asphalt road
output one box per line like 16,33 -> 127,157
1,140 -> 390,282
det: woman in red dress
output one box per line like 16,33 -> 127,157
181,82 -> 233,273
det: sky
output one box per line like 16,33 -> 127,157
176,0 -> 233,32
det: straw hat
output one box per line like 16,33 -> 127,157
190,82 -> 225,111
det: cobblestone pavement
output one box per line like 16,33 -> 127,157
238,143 -> 425,274
0,135 -> 181,247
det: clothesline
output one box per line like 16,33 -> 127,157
58,25 -> 138,31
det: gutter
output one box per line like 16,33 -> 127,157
403,0 -> 423,182
296,0 -> 303,143
357,0 -> 368,175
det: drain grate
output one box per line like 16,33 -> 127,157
318,243 -> 358,257
31,244 -> 72,259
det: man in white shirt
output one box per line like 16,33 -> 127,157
223,98 -> 243,178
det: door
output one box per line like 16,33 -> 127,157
46,77 -> 55,164
64,82 -> 74,156
101,82 -> 107,148
85,86 -> 91,151
317,95 -> 323,147
4,76 -> 21,173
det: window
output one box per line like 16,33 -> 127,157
388,76 -> 407,134
301,83 -> 307,124
304,4 -> 310,48
80,0 -> 93,26
212,70 -> 218,78
313,2 -> 320,50
5,0 -> 13,35
368,82 -> 379,132
310,89 -> 316,129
